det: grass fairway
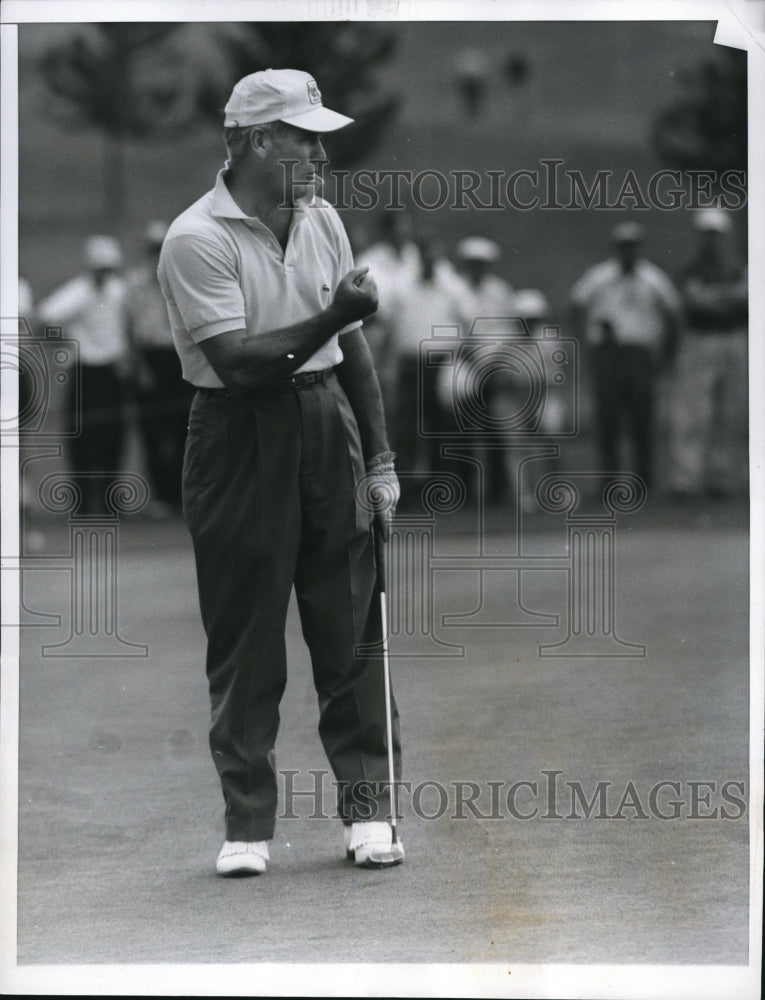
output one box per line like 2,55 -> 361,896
15,501 -> 749,967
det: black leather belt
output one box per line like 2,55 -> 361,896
287,367 -> 335,388
197,368 -> 335,397
196,387 -> 237,397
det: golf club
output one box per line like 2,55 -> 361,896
367,516 -> 405,868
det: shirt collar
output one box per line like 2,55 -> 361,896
211,167 -> 250,220
211,165 -> 313,221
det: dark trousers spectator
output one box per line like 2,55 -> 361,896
476,374 -> 514,505
589,344 -> 656,489
394,356 -> 445,505
136,347 -> 193,509
66,362 -> 126,515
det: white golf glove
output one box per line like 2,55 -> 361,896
365,451 -> 400,536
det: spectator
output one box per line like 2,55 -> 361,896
356,213 -> 426,434
569,222 -> 682,491
37,236 -> 130,515
667,208 -> 748,499
356,213 -> 420,301
355,214 -> 420,367
508,289 -> 562,511
356,213 -> 461,341
455,48 -> 491,116
454,237 -> 515,327
380,237 -> 464,506
125,220 -> 192,516
453,236 -> 517,504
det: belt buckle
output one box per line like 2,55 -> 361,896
290,370 -> 324,388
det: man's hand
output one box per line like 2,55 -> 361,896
365,451 -> 400,539
329,266 -> 379,325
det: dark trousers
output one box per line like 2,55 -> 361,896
183,374 -> 401,842
136,347 -> 193,507
394,357 -> 445,503
589,344 -> 657,488
66,362 -> 126,514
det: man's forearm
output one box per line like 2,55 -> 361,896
200,266 -> 378,393
335,328 -> 390,462
202,306 -> 345,392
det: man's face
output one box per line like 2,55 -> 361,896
266,123 -> 327,202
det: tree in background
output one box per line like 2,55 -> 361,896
195,22 -> 400,170
39,24 -> 196,237
653,46 -> 747,187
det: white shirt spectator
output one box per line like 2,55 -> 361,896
386,278 -> 465,358
37,273 -> 128,366
456,273 -> 517,339
570,259 -> 681,348
125,266 -> 174,349
356,239 -> 421,328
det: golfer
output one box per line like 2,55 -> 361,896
158,69 -> 403,876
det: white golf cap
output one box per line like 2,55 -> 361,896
694,207 -> 732,233
84,235 -> 122,269
224,69 -> 354,132
144,219 -> 168,246
456,236 -> 501,262
612,221 -> 644,244
513,288 -> 550,320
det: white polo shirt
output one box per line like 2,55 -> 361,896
387,278 -> 466,358
570,258 -> 682,347
458,273 -> 517,339
157,168 -> 360,388
37,273 -> 128,366
125,266 -> 174,349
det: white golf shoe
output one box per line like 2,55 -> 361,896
344,822 -> 405,868
216,840 -> 269,877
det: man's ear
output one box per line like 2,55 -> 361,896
248,127 -> 270,158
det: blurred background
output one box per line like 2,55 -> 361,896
15,19 -> 748,517
18,20 -> 747,298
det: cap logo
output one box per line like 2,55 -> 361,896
306,79 -> 321,105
